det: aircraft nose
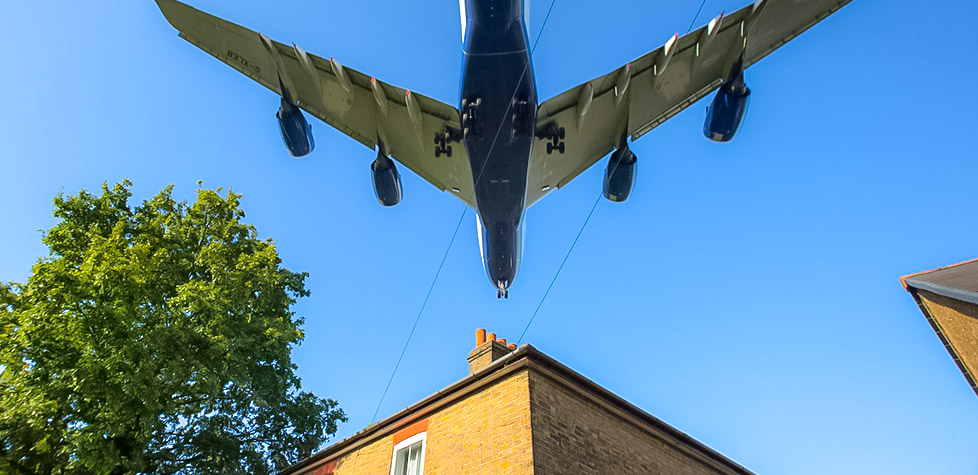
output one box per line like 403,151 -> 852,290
488,264 -> 516,290
478,216 -> 522,296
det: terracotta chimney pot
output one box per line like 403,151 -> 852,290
476,328 -> 487,346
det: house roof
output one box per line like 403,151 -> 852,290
901,258 -> 978,398
901,258 -> 978,306
279,344 -> 753,475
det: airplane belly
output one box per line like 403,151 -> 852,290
459,1 -> 536,295
460,51 -> 536,223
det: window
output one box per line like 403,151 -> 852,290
390,432 -> 426,475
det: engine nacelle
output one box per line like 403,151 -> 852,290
277,99 -> 315,157
704,62 -> 751,143
603,143 -> 637,203
371,154 -> 403,207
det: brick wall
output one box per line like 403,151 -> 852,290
527,370 -> 736,475
425,370 -> 533,474
319,371 -> 533,475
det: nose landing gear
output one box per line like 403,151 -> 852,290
496,281 -> 509,299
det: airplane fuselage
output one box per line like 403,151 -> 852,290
460,0 -> 537,297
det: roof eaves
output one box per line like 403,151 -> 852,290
903,278 -> 978,307
900,257 -> 978,291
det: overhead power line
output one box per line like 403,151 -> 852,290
366,0 -> 563,428
518,0 -> 711,346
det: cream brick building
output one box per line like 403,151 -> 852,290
280,330 -> 752,475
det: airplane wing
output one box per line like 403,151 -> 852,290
527,0 -> 852,208
155,0 -> 475,208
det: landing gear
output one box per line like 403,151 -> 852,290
496,281 -> 509,299
511,98 -> 532,138
433,132 -> 453,158
538,122 -> 566,155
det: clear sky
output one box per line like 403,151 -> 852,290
2,0 -> 977,473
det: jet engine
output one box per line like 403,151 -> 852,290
277,98 -> 315,157
371,153 -> 403,206
703,59 -> 751,143
603,142 -> 637,203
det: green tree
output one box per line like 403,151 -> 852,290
0,181 -> 345,474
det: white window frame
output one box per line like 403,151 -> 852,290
389,431 -> 427,475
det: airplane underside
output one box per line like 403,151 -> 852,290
461,0 -> 537,298
155,0 -> 853,297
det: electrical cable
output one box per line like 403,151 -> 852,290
368,208 -> 468,423
342,3 -> 566,470
354,1 -> 700,469
517,0 -> 710,346
634,0 -> 711,145
517,182 -> 603,346
687,0 -> 710,35
364,0 -> 562,431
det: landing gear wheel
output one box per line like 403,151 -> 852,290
497,289 -> 503,299
435,148 -> 442,158
558,127 -> 566,140
445,145 -> 452,157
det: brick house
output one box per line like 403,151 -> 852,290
280,329 -> 753,475
902,258 -> 978,398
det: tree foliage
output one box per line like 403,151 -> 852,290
0,181 -> 345,474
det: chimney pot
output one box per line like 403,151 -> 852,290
508,343 -> 517,350
498,338 -> 507,346
476,328 -> 487,346
487,332 -> 497,343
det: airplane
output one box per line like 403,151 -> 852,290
155,0 -> 851,298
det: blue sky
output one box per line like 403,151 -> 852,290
2,0 -> 977,473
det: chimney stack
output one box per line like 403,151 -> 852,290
467,328 -> 516,373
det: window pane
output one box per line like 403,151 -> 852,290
393,440 -> 424,475
394,448 -> 409,475
407,442 -> 422,475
